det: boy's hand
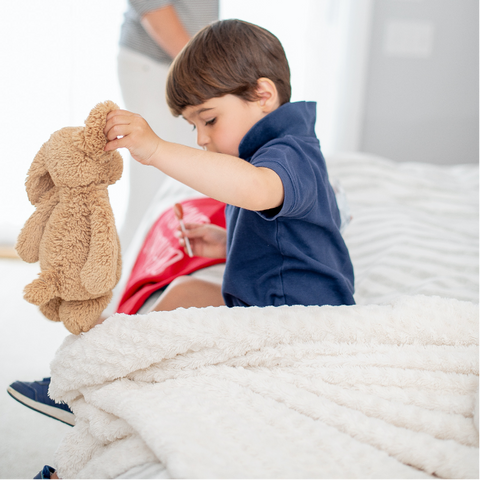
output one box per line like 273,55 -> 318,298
104,110 -> 161,166
177,223 -> 227,259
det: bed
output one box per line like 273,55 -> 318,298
47,152 -> 478,478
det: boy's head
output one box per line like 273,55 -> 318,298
166,19 -> 291,117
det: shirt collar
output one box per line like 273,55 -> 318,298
238,101 -> 317,160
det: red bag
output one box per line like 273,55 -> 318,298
116,197 -> 226,314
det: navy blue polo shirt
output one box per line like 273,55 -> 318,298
222,101 -> 355,307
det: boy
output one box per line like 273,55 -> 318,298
8,21 -> 355,454
104,18 -> 355,310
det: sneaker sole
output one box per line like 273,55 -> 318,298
7,387 -> 75,426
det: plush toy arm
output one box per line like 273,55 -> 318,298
16,188 -> 59,263
80,189 -> 120,295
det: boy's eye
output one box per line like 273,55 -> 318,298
205,118 -> 216,126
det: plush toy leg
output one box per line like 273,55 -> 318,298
39,297 -> 62,322
59,293 -> 113,335
24,269 -> 58,306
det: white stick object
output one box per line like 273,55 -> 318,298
174,203 -> 193,257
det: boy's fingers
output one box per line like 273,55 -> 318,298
182,226 -> 209,238
183,222 -> 206,230
104,136 -> 129,152
104,138 -> 119,152
104,111 -> 137,134
104,116 -> 131,137
105,109 -> 131,121
105,125 -> 119,141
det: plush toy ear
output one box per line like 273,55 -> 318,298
25,142 -> 55,205
74,100 -> 119,158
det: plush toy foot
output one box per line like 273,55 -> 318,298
24,270 -> 58,305
39,297 -> 62,322
60,293 -> 112,335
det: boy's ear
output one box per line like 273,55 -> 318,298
256,78 -> 279,113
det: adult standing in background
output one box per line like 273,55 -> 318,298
118,0 -> 219,250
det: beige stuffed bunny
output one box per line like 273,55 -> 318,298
16,101 -> 123,335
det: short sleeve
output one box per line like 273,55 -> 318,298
251,142 -> 319,220
129,0 -> 173,17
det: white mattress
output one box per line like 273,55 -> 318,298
327,153 -> 478,305
48,153 -> 479,479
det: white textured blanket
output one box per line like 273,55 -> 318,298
50,295 -> 479,479
49,155 -> 479,478
327,153 -> 479,305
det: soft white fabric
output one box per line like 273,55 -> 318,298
50,295 -> 479,479
116,461 -> 170,479
107,152 -> 479,316
50,153 -> 479,478
327,153 -> 479,305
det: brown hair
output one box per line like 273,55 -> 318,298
166,19 -> 291,116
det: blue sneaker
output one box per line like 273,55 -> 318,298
33,465 -> 56,479
7,377 -> 74,426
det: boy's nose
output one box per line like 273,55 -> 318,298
197,130 -> 209,149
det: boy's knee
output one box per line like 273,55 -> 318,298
157,275 -> 223,311
168,275 -> 194,291
161,275 -> 197,304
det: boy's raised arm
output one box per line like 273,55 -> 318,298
104,110 -> 284,212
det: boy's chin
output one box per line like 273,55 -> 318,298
221,147 -> 240,157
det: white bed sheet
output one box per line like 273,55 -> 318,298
327,153 -> 478,305
49,153 -> 478,479
109,152 -> 478,314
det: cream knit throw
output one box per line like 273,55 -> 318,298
50,295 -> 479,479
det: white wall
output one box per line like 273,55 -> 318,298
220,0 -> 373,154
2,0 -> 372,246
2,0 -> 475,247
0,1 -> 128,245
360,0 -> 479,164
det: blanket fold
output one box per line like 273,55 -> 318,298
50,295 -> 479,479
